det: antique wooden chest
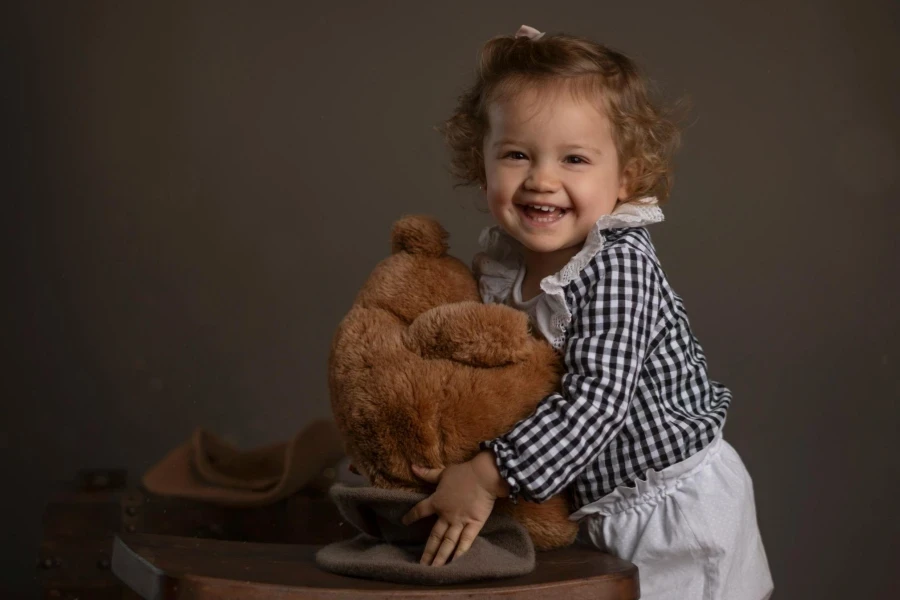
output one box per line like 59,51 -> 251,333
37,467 -> 349,599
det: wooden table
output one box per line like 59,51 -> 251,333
112,533 -> 639,599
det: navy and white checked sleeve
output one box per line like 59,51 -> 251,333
484,245 -> 664,503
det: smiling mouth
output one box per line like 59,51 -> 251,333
517,204 -> 568,223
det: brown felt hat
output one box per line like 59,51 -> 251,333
142,420 -> 345,507
316,484 -> 535,585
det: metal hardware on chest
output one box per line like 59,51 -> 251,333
37,469 -> 127,597
120,488 -> 145,536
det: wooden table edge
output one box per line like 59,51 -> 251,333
112,534 -> 639,600
175,573 -> 639,600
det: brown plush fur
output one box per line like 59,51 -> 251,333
328,215 -> 578,550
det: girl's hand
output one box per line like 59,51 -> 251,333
401,451 -> 509,566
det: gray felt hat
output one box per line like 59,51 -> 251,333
315,483 -> 536,585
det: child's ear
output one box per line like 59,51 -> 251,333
617,158 -> 638,201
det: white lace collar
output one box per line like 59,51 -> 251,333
473,197 -> 664,349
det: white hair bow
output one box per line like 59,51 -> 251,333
515,24 -> 545,40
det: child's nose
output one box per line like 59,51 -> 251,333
524,165 -> 560,193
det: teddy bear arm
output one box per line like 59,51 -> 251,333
404,301 -> 534,367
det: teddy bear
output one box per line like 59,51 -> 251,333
328,215 -> 578,550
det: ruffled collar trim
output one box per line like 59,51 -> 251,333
474,197 -> 664,349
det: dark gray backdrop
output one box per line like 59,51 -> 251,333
6,1 -> 899,597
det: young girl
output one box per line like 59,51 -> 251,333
401,25 -> 773,599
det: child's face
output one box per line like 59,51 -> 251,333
482,86 -> 629,258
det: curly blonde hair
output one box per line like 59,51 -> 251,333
441,32 -> 683,203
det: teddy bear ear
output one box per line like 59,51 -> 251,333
390,216 -> 449,257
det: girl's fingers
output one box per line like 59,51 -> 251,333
431,524 -> 464,567
451,522 -> 481,562
420,519 -> 450,565
401,498 -> 434,525
411,464 -> 444,484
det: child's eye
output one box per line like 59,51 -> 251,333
565,155 -> 589,164
502,151 -> 528,160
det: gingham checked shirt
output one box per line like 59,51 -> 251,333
479,226 -> 731,508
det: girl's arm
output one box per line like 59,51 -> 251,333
485,244 -> 664,503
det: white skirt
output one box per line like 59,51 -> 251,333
570,434 -> 773,600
